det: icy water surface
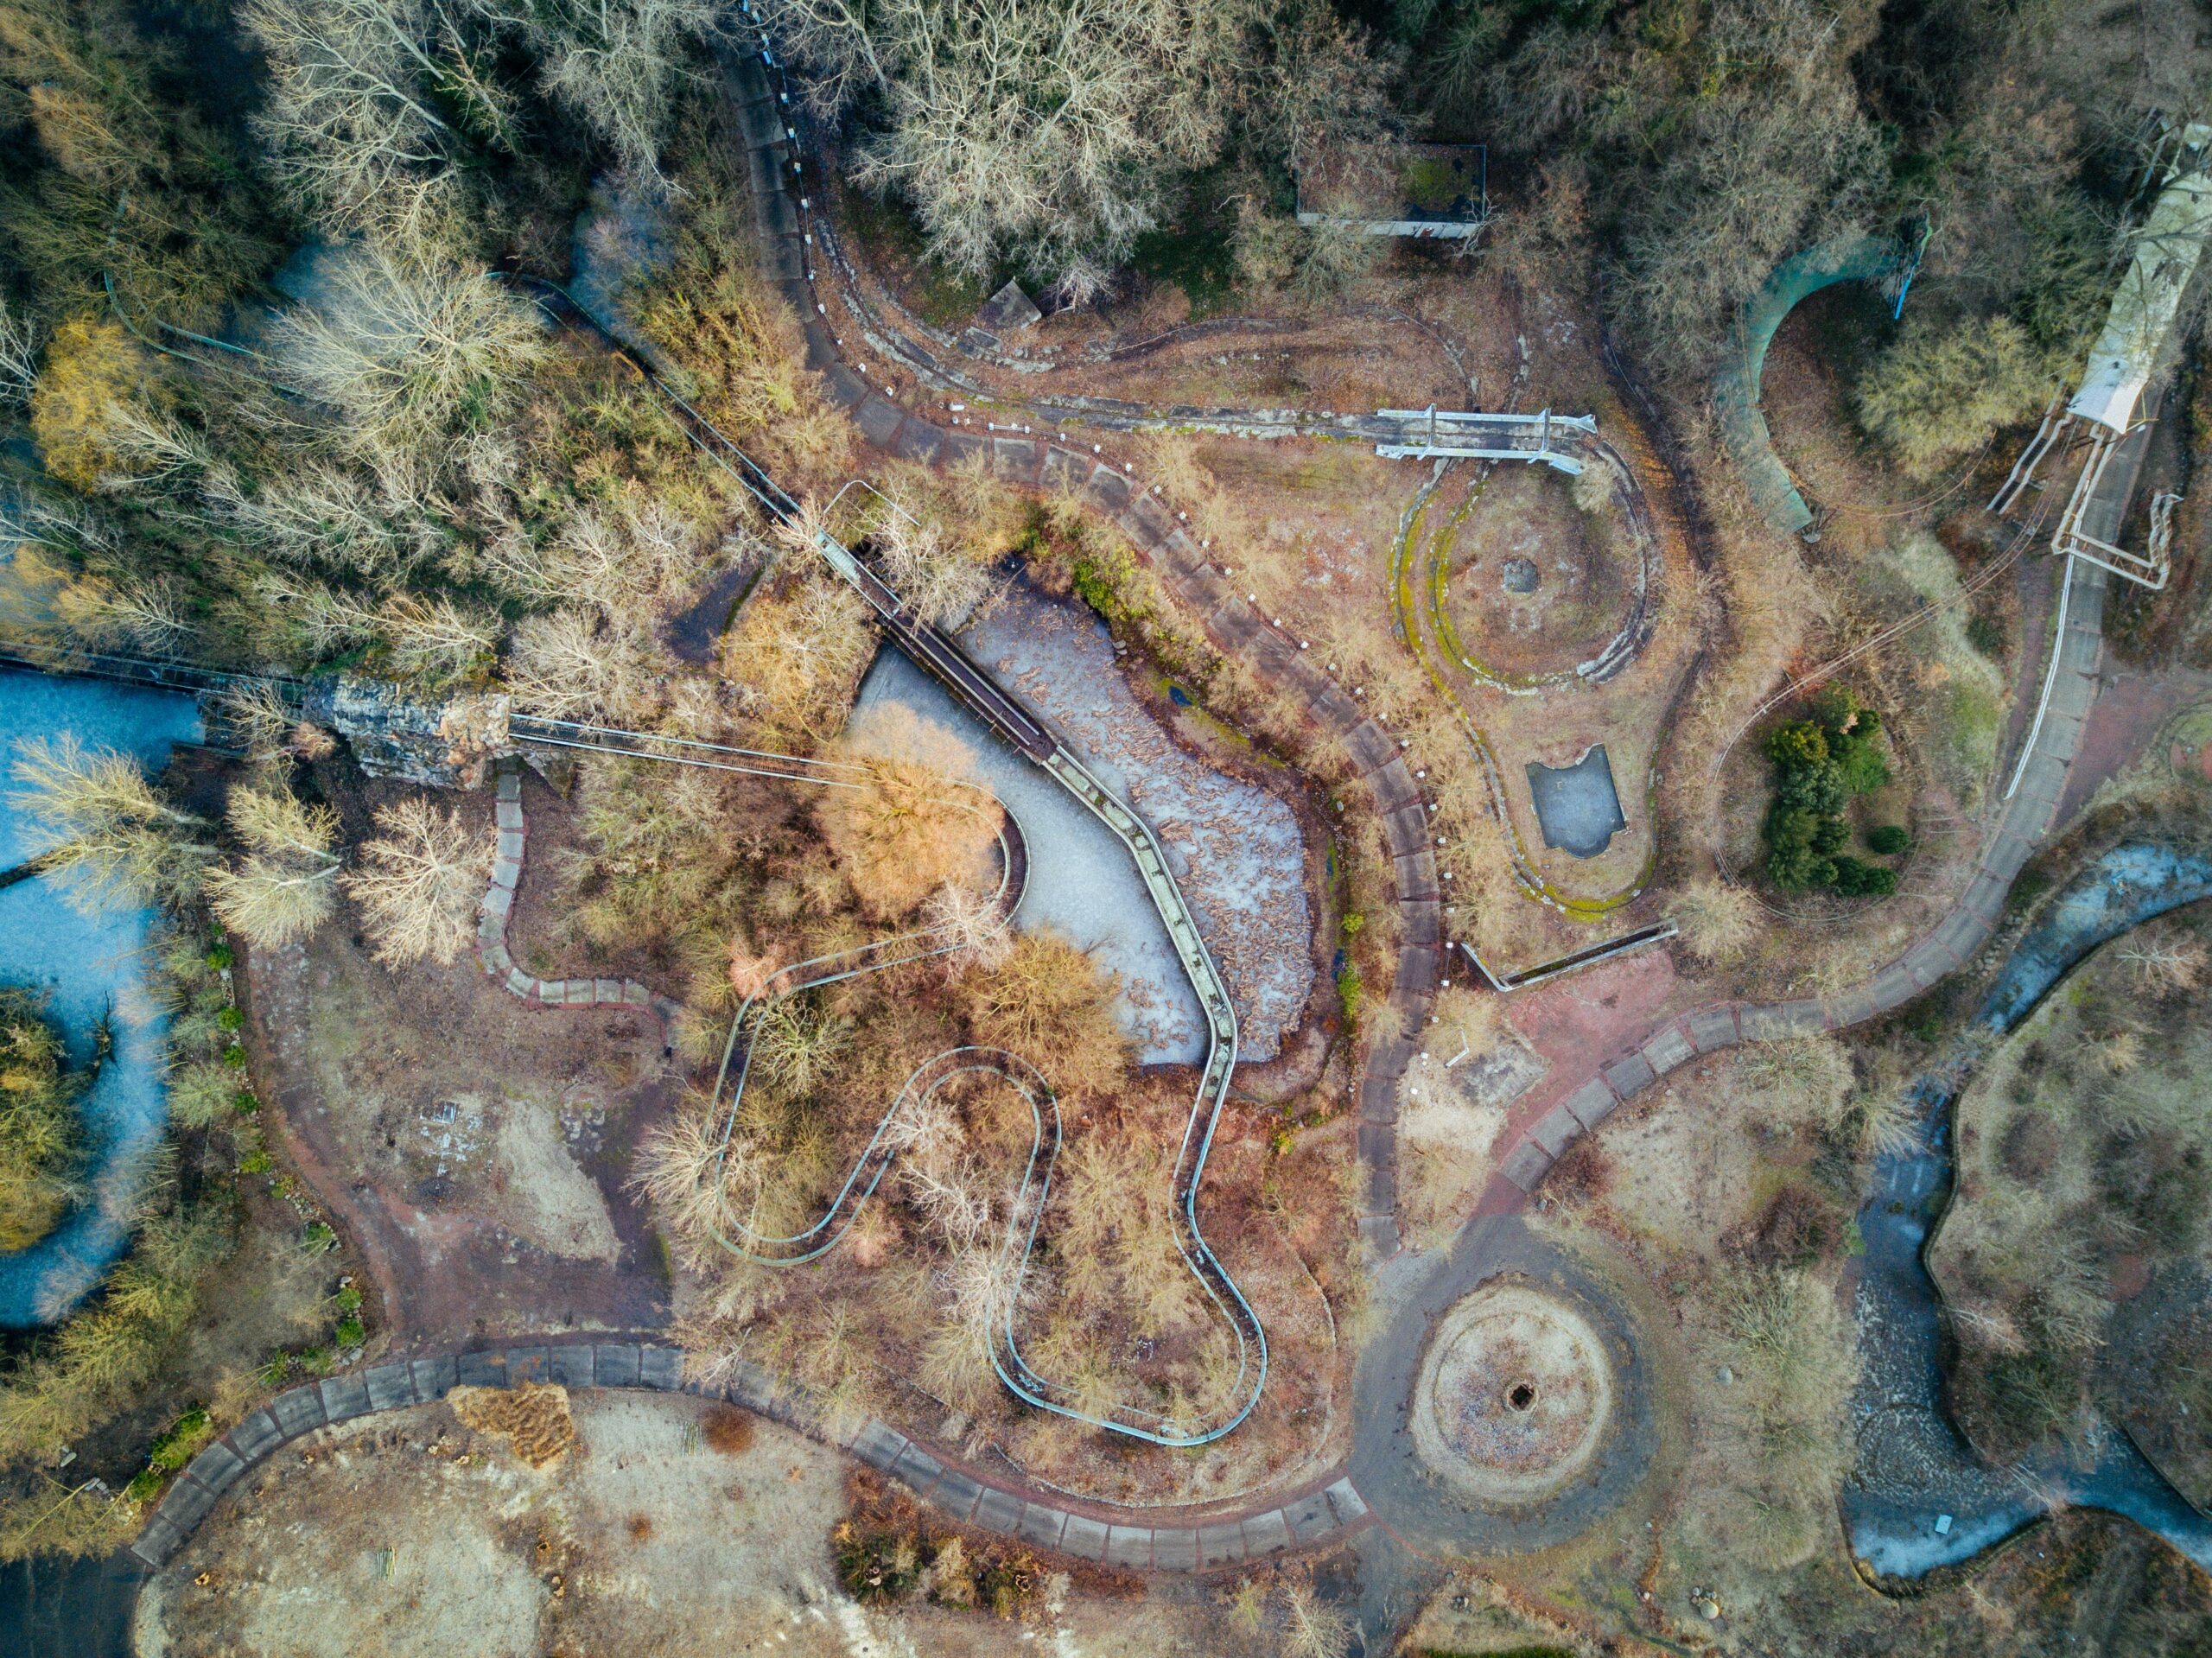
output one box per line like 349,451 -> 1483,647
851,648 -> 1205,1064
0,669 -> 201,1326
963,583 -> 1313,1061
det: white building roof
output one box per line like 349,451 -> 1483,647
2070,125 -> 2212,433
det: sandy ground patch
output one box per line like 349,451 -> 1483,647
492,1098 -> 621,1263
137,1390 -> 1248,1657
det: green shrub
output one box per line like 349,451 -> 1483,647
222,1045 -> 249,1070
1337,959 -> 1365,1027
835,1523 -> 927,1603
1866,824 -> 1910,856
334,1316 -> 366,1348
1832,858 -> 1897,898
1759,690 -> 1893,893
216,1007 -> 244,1032
148,1407 -> 213,1472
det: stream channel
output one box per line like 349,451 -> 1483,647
1845,842 -> 2212,1578
0,668 -> 201,1328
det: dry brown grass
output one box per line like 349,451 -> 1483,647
448,1382 -> 576,1467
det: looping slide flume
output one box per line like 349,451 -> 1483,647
1713,228 -> 1924,535
692,651 -> 1267,1447
509,278 -> 1272,1447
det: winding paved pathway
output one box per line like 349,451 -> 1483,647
130,1337 -> 1373,1573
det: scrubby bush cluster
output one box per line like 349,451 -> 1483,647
0,990 -> 86,1251
1759,686 -> 1904,895
1935,918 -> 2212,1475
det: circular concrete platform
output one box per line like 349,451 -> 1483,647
1412,1280 -> 1616,1508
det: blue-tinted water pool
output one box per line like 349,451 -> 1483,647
0,669 -> 201,1326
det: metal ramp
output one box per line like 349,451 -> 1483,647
1372,405 -> 1596,473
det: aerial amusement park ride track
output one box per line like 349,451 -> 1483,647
83,257 -> 1273,1445
507,280 -> 1269,1448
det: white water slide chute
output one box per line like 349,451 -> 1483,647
1992,123 -> 2212,594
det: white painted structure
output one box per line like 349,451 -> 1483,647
2069,124 -> 2212,434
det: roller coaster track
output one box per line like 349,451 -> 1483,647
56,267 -> 1273,1445
509,279 -> 1268,1445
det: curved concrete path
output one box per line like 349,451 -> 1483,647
129,1337 -> 1372,1573
718,41 -> 1442,1261
476,765 -> 684,1026
710,23 -> 2124,1579
1474,556 -> 2107,1210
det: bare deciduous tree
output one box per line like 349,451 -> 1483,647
719,571 -> 874,743
342,795 -> 492,965
0,299 -> 43,410
872,512 -> 1000,628
376,592 -> 503,686
503,606 -> 659,721
526,0 -> 726,184
919,879 -> 1011,979
6,735 -> 211,913
763,0 -> 1277,295
206,786 -> 344,947
245,0 -> 515,234
270,241 -> 549,451
1674,875 -> 1757,966
814,705 -> 1001,919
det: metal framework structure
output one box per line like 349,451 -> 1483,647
1372,405 -> 1596,474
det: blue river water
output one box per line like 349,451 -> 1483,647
1846,842 -> 2212,1578
0,668 -> 202,1327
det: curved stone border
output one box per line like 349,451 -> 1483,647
129,1339 -> 1373,1574
1713,233 -> 1904,534
475,764 -> 683,1026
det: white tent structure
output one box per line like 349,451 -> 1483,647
1987,124 -> 2212,595
2069,124 -> 2212,433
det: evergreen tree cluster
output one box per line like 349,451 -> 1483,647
1760,687 -> 1906,896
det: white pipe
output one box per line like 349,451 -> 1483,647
2004,553 -> 2078,803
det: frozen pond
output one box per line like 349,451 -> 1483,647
1525,744 -> 1626,860
0,669 -> 202,1326
963,584 -> 1313,1061
851,649 -> 1205,1064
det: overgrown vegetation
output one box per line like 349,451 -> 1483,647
762,0 -> 1395,304
1932,908 -> 2212,1486
1387,0 -> 2157,397
0,990 -> 86,1250
1759,686 -> 1903,894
